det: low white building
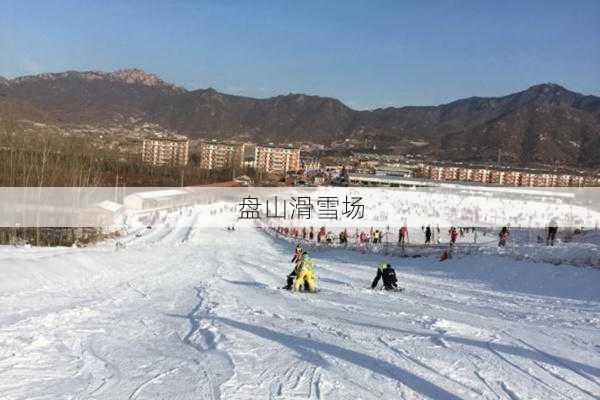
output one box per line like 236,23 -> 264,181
78,201 -> 124,228
124,189 -> 192,211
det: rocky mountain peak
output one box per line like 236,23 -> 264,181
1,68 -> 598,168
9,68 -> 185,93
106,68 -> 179,89
524,83 -> 573,100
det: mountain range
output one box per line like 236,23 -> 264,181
0,68 -> 599,167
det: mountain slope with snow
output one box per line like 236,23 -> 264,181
0,207 -> 599,399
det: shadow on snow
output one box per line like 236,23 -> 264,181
215,316 -> 464,400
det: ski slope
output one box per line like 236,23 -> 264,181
1,207 -> 599,399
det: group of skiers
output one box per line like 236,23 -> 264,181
370,262 -> 400,290
282,218 -> 569,291
277,225 -> 478,247
276,217 -> 566,256
497,219 -> 560,247
277,226 -> 390,245
276,226 -> 342,244
284,243 -> 400,292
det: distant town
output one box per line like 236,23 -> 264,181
129,132 -> 600,188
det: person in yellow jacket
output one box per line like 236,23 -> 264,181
293,253 -> 317,292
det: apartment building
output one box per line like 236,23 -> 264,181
255,145 -> 301,173
141,137 -> 189,167
458,168 -> 474,181
473,168 -> 491,184
570,176 -> 585,187
522,173 -> 556,187
584,176 -> 600,186
301,158 -> 322,171
418,162 -> 600,187
442,166 -> 460,181
556,174 -> 586,187
504,171 -> 521,186
429,166 -> 445,180
199,142 -> 244,170
490,170 -> 505,185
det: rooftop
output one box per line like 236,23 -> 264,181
133,189 -> 190,199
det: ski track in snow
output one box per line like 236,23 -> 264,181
0,205 -> 599,399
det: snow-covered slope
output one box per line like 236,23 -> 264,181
1,207 -> 599,399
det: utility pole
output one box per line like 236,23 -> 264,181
114,171 -> 119,203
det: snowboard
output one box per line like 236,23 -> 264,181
279,286 -> 321,293
389,287 -> 405,292
369,286 -> 404,293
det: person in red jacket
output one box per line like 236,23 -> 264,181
318,226 -> 326,243
449,227 -> 458,244
399,225 -> 408,246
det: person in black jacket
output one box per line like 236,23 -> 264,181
425,226 -> 432,245
291,243 -> 303,263
285,251 -> 303,290
371,263 -> 399,290
498,226 -> 509,247
547,218 -> 558,246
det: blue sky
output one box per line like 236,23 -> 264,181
1,0 -> 598,109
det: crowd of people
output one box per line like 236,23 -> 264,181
274,221 -> 573,250
359,189 -> 599,231
279,220 -> 577,293
274,224 -> 483,248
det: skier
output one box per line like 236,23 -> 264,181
498,226 -> 509,247
339,229 -> 348,244
449,227 -> 458,245
326,231 -> 334,244
359,231 -> 367,243
317,226 -> 326,243
294,253 -> 317,292
547,218 -> 558,246
291,243 -> 303,263
371,262 -> 399,291
285,250 -> 304,290
373,230 -> 381,244
399,225 -> 408,246
440,249 -> 449,261
425,226 -> 432,245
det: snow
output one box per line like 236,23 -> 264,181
135,189 -> 190,199
1,205 -> 599,399
94,200 -> 123,213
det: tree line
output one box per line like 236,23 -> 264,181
0,120 -> 258,245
